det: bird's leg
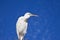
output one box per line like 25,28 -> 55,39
19,32 -> 25,40
19,36 -> 23,40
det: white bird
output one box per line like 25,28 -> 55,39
16,12 -> 38,40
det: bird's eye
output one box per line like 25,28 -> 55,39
27,13 -> 30,15
28,14 -> 31,15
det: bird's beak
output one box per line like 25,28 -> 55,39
31,14 -> 38,17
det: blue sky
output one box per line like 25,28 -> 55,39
0,0 -> 60,40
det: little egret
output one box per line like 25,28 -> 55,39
16,12 -> 38,40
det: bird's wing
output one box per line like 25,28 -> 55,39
16,21 -> 28,40
18,22 -> 28,40
16,16 -> 28,40
16,16 -> 28,33
16,16 -> 24,31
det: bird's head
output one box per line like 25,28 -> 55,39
24,12 -> 38,19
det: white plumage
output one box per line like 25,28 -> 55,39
16,12 -> 38,40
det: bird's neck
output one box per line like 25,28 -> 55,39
23,16 -> 29,22
24,19 -> 28,22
